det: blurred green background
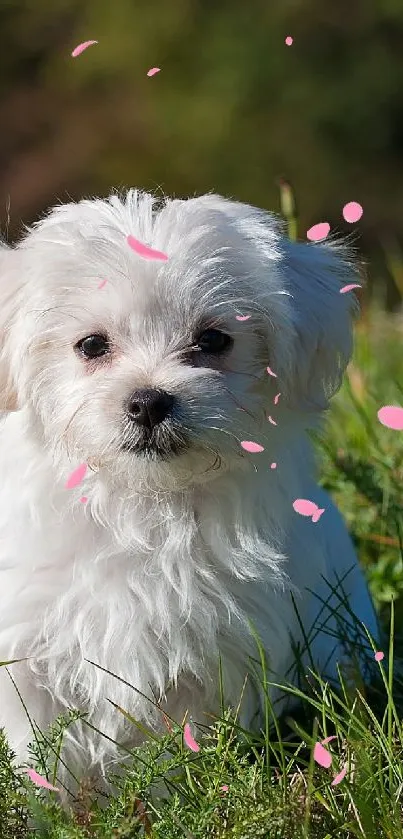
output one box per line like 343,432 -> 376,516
1,0 -> 403,309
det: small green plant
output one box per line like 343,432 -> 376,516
1,613 -> 403,837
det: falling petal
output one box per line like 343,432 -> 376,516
377,405 -> 403,431
270,462 -> 277,469
267,415 -> 277,425
285,36 -> 293,46
274,392 -> 281,405
332,764 -> 348,786
220,784 -> 229,792
340,284 -> 362,294
65,463 -> 87,490
374,651 -> 384,662
71,40 -> 98,58
241,440 -> 265,453
313,742 -> 332,769
24,768 -> 59,792
235,315 -> 251,321
127,235 -> 168,262
342,202 -> 363,223
184,722 -> 200,752
80,496 -> 88,504
307,222 -> 330,242
147,67 -> 161,76
266,366 -> 277,378
311,507 -> 325,523
321,735 -> 337,746
98,279 -> 107,289
293,498 -> 320,518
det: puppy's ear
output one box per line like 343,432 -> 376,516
278,237 -> 359,411
0,244 -> 22,411
182,195 -> 358,412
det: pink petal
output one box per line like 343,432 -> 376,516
340,283 -> 362,294
321,735 -> 337,746
24,768 -> 59,792
65,463 -> 88,490
241,440 -> 265,453
293,498 -> 319,517
313,742 -> 332,769
267,415 -> 277,425
270,462 -> 277,469
235,315 -> 251,321
147,67 -> 161,76
71,40 -> 98,58
266,366 -> 277,378
307,223 -> 330,242
220,784 -> 229,792
342,202 -> 363,224
80,496 -> 88,504
184,722 -> 200,752
377,405 -> 403,431
285,36 -> 293,46
331,764 -> 348,786
98,279 -> 107,289
311,507 -> 325,523
127,235 -> 168,262
274,392 -> 281,405
374,651 -> 384,662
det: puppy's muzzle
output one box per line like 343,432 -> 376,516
127,389 -> 175,429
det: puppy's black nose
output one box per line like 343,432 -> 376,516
127,389 -> 175,429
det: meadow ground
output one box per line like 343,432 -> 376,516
1,300 -> 402,839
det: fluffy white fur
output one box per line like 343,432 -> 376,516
0,190 -> 378,795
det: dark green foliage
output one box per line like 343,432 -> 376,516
1,0 -> 403,306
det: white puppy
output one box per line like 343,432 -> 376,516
0,190 -> 378,793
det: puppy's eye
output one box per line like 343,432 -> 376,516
75,334 -> 110,359
196,329 -> 233,354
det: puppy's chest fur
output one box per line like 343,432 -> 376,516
0,455 -> 292,735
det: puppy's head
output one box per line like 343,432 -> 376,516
0,191 -> 358,490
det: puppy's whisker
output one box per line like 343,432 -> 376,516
203,424 -> 260,474
206,297 -> 276,329
202,415 -> 228,424
60,398 -> 92,460
202,451 -> 222,474
107,425 -> 133,458
203,424 -> 243,449
195,443 -> 224,476
221,365 -> 264,384
219,386 -> 258,421
29,307 -> 85,323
